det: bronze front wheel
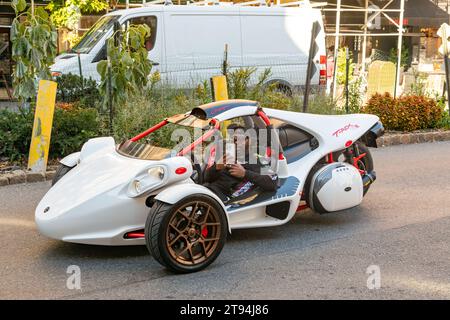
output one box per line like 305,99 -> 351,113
145,195 -> 227,273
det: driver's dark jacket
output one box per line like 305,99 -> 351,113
204,158 -> 278,202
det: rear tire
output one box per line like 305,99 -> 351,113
145,195 -> 227,273
52,164 -> 73,186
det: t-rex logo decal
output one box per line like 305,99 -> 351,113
332,123 -> 360,137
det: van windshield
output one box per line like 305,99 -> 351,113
72,15 -> 119,54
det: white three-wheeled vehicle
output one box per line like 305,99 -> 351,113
36,100 -> 384,273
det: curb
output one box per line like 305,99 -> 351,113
0,170 -> 55,187
376,130 -> 450,147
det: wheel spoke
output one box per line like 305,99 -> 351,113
199,205 -> 211,224
191,202 -> 199,218
202,237 -> 220,242
187,245 -> 195,264
177,209 -> 191,221
169,222 -> 186,235
175,245 -> 189,260
168,234 -> 183,247
198,239 -> 207,256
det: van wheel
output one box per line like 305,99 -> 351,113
52,164 -> 73,186
145,195 -> 227,273
274,83 -> 292,96
265,81 -> 293,96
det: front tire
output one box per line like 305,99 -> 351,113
145,195 -> 227,273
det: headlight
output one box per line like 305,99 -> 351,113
128,165 -> 166,197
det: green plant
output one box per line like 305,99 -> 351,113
225,67 -> 292,110
227,67 -> 256,99
291,93 -> 339,115
46,0 -> 108,29
0,109 -> 34,162
389,44 -> 409,71
364,93 -> 444,131
112,93 -> 192,149
194,80 -> 212,105
64,32 -> 82,47
437,110 -> 450,129
55,73 -> 100,109
0,107 -> 100,162
10,0 -> 58,104
336,48 -> 355,85
347,77 -> 363,113
407,66 -> 427,96
97,24 -> 153,110
51,107 -> 100,157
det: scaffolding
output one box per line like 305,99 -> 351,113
322,0 -> 405,98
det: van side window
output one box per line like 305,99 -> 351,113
126,16 -> 157,52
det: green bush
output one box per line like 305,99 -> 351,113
364,93 -> 444,131
112,92 -> 193,148
0,109 -> 34,162
51,107 -> 100,157
0,107 -> 100,162
226,67 -> 291,110
55,73 -> 100,109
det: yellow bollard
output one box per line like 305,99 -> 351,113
210,75 -> 230,135
210,75 -> 229,102
28,80 -> 57,173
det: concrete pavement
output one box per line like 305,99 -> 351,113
1,141 -> 450,299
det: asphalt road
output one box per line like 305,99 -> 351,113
1,141 -> 450,300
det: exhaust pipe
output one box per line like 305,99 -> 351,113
362,171 -> 376,188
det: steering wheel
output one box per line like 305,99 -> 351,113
189,152 -> 204,185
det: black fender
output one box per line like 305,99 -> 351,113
360,121 -> 385,148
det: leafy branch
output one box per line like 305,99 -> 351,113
97,24 -> 153,109
10,0 -> 57,103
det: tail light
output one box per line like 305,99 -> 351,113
319,55 -> 327,86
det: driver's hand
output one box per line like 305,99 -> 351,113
215,155 -> 226,170
228,163 -> 246,178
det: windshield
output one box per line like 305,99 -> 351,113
72,15 -> 119,54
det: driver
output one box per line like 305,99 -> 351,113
204,124 -> 278,203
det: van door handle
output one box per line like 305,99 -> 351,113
150,60 -> 159,66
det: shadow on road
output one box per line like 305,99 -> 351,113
40,241 -> 149,260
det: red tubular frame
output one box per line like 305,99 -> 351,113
257,109 -> 287,160
257,110 -> 271,126
130,120 -> 169,142
177,119 -> 220,156
129,110 -> 274,158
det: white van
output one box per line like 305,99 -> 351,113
51,3 -> 327,91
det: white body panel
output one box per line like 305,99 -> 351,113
60,152 -> 81,168
51,5 -> 325,88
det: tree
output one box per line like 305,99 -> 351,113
10,0 -> 58,104
46,0 -> 109,29
389,44 -> 409,71
97,24 -> 153,108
